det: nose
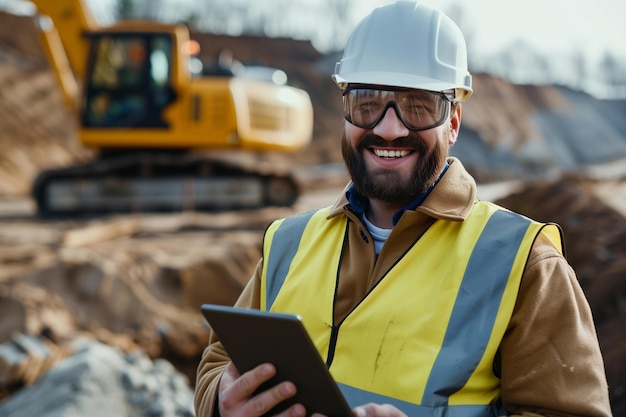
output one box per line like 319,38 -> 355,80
372,107 -> 410,140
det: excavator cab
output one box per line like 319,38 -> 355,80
83,32 -> 176,129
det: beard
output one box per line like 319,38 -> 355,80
341,131 -> 448,204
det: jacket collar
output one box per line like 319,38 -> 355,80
328,157 -> 477,222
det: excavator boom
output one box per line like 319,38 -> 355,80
31,0 -> 98,109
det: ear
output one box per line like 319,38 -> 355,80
448,104 -> 462,146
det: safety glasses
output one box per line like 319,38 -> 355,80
343,87 -> 454,131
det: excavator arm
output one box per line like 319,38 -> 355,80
29,0 -> 97,110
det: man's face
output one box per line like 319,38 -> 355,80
341,91 -> 460,205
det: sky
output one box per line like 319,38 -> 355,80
3,0 -> 624,61
361,0 -> 626,63
2,0 -> 625,96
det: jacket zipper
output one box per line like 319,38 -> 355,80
325,323 -> 340,368
326,221 -> 352,369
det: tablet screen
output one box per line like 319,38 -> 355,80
200,304 -> 353,417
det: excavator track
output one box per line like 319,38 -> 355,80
31,152 -> 300,217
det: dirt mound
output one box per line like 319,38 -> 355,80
0,13 -> 93,197
0,208 -> 298,390
496,174 -> 626,414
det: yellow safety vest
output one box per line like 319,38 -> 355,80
261,201 -> 563,417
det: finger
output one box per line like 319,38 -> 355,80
352,406 -> 367,417
219,363 -> 305,417
244,380 -> 298,416
352,403 -> 407,417
281,403 -> 307,417
221,363 -> 276,408
219,362 -> 240,388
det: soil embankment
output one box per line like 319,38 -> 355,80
0,9 -> 625,416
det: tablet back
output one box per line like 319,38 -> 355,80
200,304 -> 353,417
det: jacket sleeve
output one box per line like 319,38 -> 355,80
194,259 -> 264,417
501,233 -> 613,417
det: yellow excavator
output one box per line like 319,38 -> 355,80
28,0 -> 313,216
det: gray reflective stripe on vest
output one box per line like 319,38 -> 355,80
422,209 -> 530,406
265,210 -> 317,309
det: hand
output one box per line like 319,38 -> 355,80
351,403 -> 408,417
218,362 -> 306,417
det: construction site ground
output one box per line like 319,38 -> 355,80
0,9 -> 625,416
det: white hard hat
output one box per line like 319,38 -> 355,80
332,1 -> 472,101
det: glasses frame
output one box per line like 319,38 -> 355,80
342,86 -> 455,131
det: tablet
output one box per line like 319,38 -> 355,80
200,304 -> 353,417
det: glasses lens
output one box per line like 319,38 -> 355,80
343,88 -> 450,130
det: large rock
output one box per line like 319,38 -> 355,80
0,335 -> 194,417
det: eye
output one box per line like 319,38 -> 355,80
402,101 -> 429,115
354,98 -> 383,114
360,99 -> 381,109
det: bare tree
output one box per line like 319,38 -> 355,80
599,51 -> 626,87
571,50 -> 588,89
110,0 -> 370,52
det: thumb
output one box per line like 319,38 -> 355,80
353,406 -> 367,417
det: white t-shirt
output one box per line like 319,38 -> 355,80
362,214 -> 392,255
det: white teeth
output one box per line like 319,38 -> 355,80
373,149 -> 410,158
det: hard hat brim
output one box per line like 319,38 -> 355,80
332,72 -> 472,101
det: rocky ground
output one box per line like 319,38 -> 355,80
0,9 -> 625,416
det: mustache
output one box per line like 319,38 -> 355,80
357,133 -> 428,153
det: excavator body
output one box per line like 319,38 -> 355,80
29,0 -> 314,215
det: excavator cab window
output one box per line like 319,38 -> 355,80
83,33 -> 176,129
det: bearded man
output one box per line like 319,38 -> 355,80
195,2 -> 612,417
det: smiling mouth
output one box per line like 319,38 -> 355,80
372,149 -> 412,158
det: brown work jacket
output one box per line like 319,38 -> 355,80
195,157 -> 612,417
